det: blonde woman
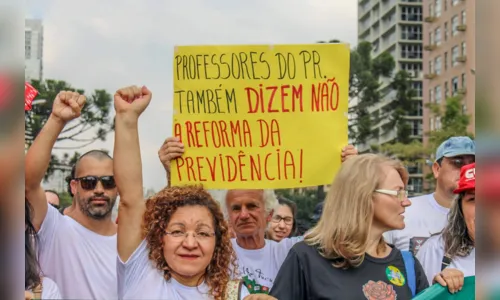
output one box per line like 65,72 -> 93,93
270,154 -> 429,299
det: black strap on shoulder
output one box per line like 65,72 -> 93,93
441,255 -> 452,271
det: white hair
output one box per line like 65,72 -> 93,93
208,189 -> 278,219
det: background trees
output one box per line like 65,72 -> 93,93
25,79 -> 114,178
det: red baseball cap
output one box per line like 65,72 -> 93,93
454,163 -> 475,194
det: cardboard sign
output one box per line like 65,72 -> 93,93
171,44 -> 350,189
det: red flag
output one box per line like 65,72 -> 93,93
25,82 -> 38,111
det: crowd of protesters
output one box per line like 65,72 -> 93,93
25,87 -> 475,299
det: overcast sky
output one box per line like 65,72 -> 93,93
26,0 -> 358,192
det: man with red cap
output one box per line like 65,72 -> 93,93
416,163 -> 475,294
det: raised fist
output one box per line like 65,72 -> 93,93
114,85 -> 152,117
51,91 -> 86,122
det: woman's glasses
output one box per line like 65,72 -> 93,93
74,176 -> 116,190
165,230 -> 216,242
271,215 -> 293,225
374,189 -> 409,201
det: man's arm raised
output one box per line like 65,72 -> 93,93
113,85 -> 152,262
25,92 -> 85,231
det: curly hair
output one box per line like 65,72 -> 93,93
442,193 -> 475,258
142,185 -> 238,300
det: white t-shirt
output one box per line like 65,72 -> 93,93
26,277 -> 62,300
416,234 -> 475,285
231,236 -> 303,293
41,277 -> 62,299
117,239 -> 251,299
38,205 -> 118,299
384,194 -> 449,254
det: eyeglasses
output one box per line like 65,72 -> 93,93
271,215 -> 293,225
165,230 -> 216,242
74,176 -> 116,190
374,189 -> 408,201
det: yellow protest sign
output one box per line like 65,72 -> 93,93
171,44 -> 350,189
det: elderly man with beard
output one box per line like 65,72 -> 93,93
25,91 -> 119,299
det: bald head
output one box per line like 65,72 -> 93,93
74,150 -> 113,178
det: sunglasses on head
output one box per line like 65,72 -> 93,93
74,176 -> 116,190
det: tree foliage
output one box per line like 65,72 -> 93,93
25,79 -> 114,149
25,79 -> 114,179
275,188 -> 322,231
348,42 -> 395,144
425,95 -> 474,150
387,70 -> 417,144
59,191 -> 73,208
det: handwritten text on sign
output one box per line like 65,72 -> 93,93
171,44 -> 350,189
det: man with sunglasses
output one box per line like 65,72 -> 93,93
384,136 -> 475,255
25,91 -> 119,299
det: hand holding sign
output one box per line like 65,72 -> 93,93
433,268 -> 464,294
341,145 -> 358,162
158,137 -> 184,172
51,91 -> 86,123
114,85 -> 152,118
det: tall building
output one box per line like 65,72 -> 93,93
358,0 -> 425,194
422,0 -> 475,140
25,19 -> 44,82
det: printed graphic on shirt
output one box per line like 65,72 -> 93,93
242,276 -> 270,294
385,266 -> 405,287
362,280 -> 397,300
409,236 -> 429,255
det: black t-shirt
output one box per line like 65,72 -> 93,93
270,241 -> 429,300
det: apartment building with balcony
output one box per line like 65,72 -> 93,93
422,0 -> 475,143
358,0 -> 425,194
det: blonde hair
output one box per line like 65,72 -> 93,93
304,154 -> 409,269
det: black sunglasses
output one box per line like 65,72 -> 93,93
74,176 -> 116,190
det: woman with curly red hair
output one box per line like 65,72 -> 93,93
112,86 -> 250,300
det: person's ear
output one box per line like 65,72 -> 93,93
266,209 -> 274,223
432,161 -> 441,179
70,180 -> 78,196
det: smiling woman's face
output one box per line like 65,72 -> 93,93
267,204 -> 294,242
162,205 -> 216,283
